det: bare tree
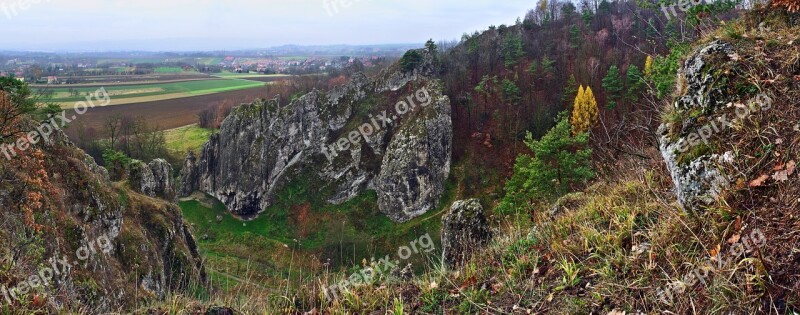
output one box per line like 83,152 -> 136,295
104,115 -> 122,150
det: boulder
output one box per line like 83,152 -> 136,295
130,159 -> 176,199
441,199 -> 492,268
129,160 -> 157,197
658,41 -> 738,211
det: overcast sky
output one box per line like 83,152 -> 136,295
0,0 -> 534,51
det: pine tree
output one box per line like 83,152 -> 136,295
571,85 -> 598,135
540,56 -> 555,79
502,32 -> 525,69
601,65 -> 623,109
562,74 -> 579,107
625,65 -> 644,103
498,112 -> 594,213
569,25 -> 581,49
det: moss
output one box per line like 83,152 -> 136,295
677,143 -> 713,165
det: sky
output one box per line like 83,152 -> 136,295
0,0 -> 534,51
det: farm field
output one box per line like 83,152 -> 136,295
31,73 -> 216,87
65,87 -> 267,137
48,78 -> 266,107
211,72 -> 292,79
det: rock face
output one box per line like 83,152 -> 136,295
0,128 -> 204,312
181,49 -> 452,222
658,41 -> 738,211
130,159 -> 176,200
441,199 -> 492,268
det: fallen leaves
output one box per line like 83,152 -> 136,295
772,160 -> 796,182
749,174 -> 770,187
728,233 -> 741,244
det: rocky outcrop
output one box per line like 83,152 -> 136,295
149,159 -> 176,200
0,128 -> 204,312
130,159 -> 176,200
180,48 -> 452,222
658,41 -> 738,211
441,199 -> 492,268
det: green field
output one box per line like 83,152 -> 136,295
43,78 -> 265,103
153,66 -> 186,73
164,124 -> 213,156
212,72 -> 291,79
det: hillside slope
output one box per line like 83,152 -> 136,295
0,128 -> 206,313
154,7 -> 799,315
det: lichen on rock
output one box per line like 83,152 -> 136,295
441,199 -> 492,268
180,48 -> 452,222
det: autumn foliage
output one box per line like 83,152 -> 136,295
570,85 -> 599,135
772,0 -> 800,12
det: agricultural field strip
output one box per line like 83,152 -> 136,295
31,77 -> 218,88
48,78 -> 266,106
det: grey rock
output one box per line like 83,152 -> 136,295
180,49 -> 451,222
658,41 -> 738,211
149,159 -> 176,200
390,263 -> 414,281
129,160 -> 157,197
441,199 -> 492,268
129,159 -> 176,200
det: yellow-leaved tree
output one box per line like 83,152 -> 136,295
570,85 -> 599,135
644,55 -> 654,77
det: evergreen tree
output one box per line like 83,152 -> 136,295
425,39 -> 438,53
540,56 -> 555,79
569,25 -> 581,49
502,79 -> 522,106
562,74 -> 579,107
498,112 -> 594,213
581,5 -> 593,25
502,32 -> 525,69
601,65 -> 623,109
625,65 -> 644,103
562,2 -> 577,18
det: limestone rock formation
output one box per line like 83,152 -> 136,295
658,41 -> 738,211
0,128 -> 204,312
441,199 -> 492,268
130,159 -> 176,200
180,48 -> 452,222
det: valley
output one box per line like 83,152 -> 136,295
1,1 -> 799,314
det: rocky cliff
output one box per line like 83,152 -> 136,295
0,128 -> 205,313
180,48 -> 452,222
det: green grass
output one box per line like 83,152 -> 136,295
178,168 -> 456,291
212,71 -> 291,79
153,67 -> 186,73
164,124 -> 213,156
41,78 -> 265,103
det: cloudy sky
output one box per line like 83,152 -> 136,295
0,0 -> 534,51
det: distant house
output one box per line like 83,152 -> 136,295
47,76 -> 59,84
